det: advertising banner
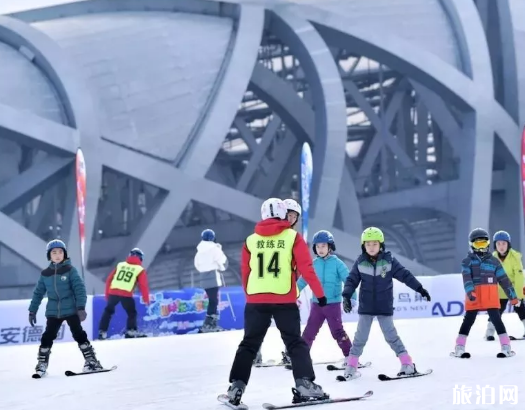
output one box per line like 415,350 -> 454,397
75,148 -> 87,276
521,126 -> 525,230
91,287 -> 246,338
0,296 -> 93,346
300,142 -> 313,242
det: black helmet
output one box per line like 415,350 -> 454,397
469,228 -> 490,253
469,228 -> 489,242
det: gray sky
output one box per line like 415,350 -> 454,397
0,0 -> 82,15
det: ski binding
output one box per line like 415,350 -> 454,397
326,361 -> 371,371
335,371 -> 361,382
378,368 -> 432,381
32,370 -> 47,379
262,390 -> 373,409
217,394 -> 249,410
65,365 -> 117,376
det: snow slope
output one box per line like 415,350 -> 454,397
1,315 -> 523,409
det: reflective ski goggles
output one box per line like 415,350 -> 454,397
471,239 -> 490,250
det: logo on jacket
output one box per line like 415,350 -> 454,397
60,275 -> 67,281
380,266 -> 387,278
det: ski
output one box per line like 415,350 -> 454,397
450,352 -> 471,359
254,360 -> 284,368
378,369 -> 432,381
487,335 -> 524,341
335,371 -> 361,382
284,360 -> 343,370
326,361 -> 371,371
497,351 -> 515,358
510,336 -> 525,341
217,394 -> 249,410
262,390 -> 373,409
65,365 -> 117,376
32,371 -> 47,379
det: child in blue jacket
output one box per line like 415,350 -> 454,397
298,230 -> 355,359
342,227 -> 431,380
28,239 -> 104,376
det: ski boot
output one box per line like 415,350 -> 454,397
226,380 -> 246,406
498,334 -> 515,357
199,314 -> 223,333
79,342 -> 104,372
253,349 -> 263,366
292,378 -> 329,403
343,355 -> 360,380
485,321 -> 495,341
35,347 -> 50,375
279,350 -> 291,366
397,353 -> 416,376
98,330 -> 107,340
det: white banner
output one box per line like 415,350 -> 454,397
299,274 -> 468,323
0,296 -> 93,346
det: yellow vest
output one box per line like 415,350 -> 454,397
246,229 -> 296,295
110,261 -> 143,292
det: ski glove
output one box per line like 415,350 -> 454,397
417,287 -> 431,301
29,312 -> 37,327
467,291 -> 476,302
343,297 -> 352,313
77,309 -> 87,322
510,299 -> 521,307
317,296 -> 328,307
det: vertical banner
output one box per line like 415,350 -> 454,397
522,127 -> 525,230
300,142 -> 313,242
76,148 -> 87,278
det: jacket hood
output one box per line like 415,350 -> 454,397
254,219 -> 291,236
48,258 -> 71,269
197,240 -> 220,251
126,255 -> 143,265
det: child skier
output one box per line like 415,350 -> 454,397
28,239 -> 103,376
342,227 -> 431,379
254,198 -> 302,367
485,230 -> 525,340
298,230 -> 355,360
453,228 -> 519,358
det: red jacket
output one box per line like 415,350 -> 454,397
105,256 -> 150,304
241,219 -> 325,303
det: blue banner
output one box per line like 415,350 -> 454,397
92,287 -> 246,338
301,142 -> 313,242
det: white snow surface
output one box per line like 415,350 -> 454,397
1,315 -> 524,409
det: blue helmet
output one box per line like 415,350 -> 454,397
46,239 -> 67,261
312,230 -> 336,255
129,248 -> 144,261
493,230 -> 511,248
201,229 -> 215,242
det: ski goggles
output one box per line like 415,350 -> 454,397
471,239 -> 490,250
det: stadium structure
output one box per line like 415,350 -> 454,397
0,0 -> 524,299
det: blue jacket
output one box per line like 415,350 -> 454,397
28,259 -> 87,318
297,254 -> 356,304
343,251 -> 422,316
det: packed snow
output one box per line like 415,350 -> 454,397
1,315 -> 523,409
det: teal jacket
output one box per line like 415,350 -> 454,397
28,259 -> 87,318
298,254 -> 356,304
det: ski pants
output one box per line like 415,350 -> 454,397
229,303 -> 315,385
41,315 -> 89,348
349,314 -> 407,357
206,287 -> 219,316
302,302 -> 351,356
99,295 -> 137,332
487,299 -> 525,322
461,309 -> 506,335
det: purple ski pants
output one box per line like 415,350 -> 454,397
302,302 -> 351,356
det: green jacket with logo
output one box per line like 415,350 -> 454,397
493,249 -> 524,300
28,259 -> 87,318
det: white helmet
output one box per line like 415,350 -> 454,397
283,199 -> 301,216
261,198 -> 287,221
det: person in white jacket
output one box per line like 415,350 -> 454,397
194,229 -> 228,333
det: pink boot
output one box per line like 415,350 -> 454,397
398,353 -> 415,375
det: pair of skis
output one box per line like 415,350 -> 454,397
217,390 -> 373,410
450,351 -> 515,359
486,335 -> 525,341
32,365 -> 117,379
328,361 -> 432,382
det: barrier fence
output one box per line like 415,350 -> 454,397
0,274 -> 514,346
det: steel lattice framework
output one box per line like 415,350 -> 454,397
0,0 -> 522,293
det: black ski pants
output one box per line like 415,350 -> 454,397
487,299 -> 525,322
40,315 -> 89,348
460,309 -> 507,335
99,295 -> 137,331
206,287 -> 219,316
229,303 -> 315,385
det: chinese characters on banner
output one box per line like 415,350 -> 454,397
0,325 -> 66,345
453,384 -> 518,405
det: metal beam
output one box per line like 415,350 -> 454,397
0,156 -> 72,214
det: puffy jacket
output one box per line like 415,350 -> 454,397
106,255 -> 150,304
493,249 -> 524,300
194,241 -> 228,273
241,219 -> 325,303
28,259 -> 86,318
297,254 -> 352,304
462,251 -> 516,311
343,251 -> 422,316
